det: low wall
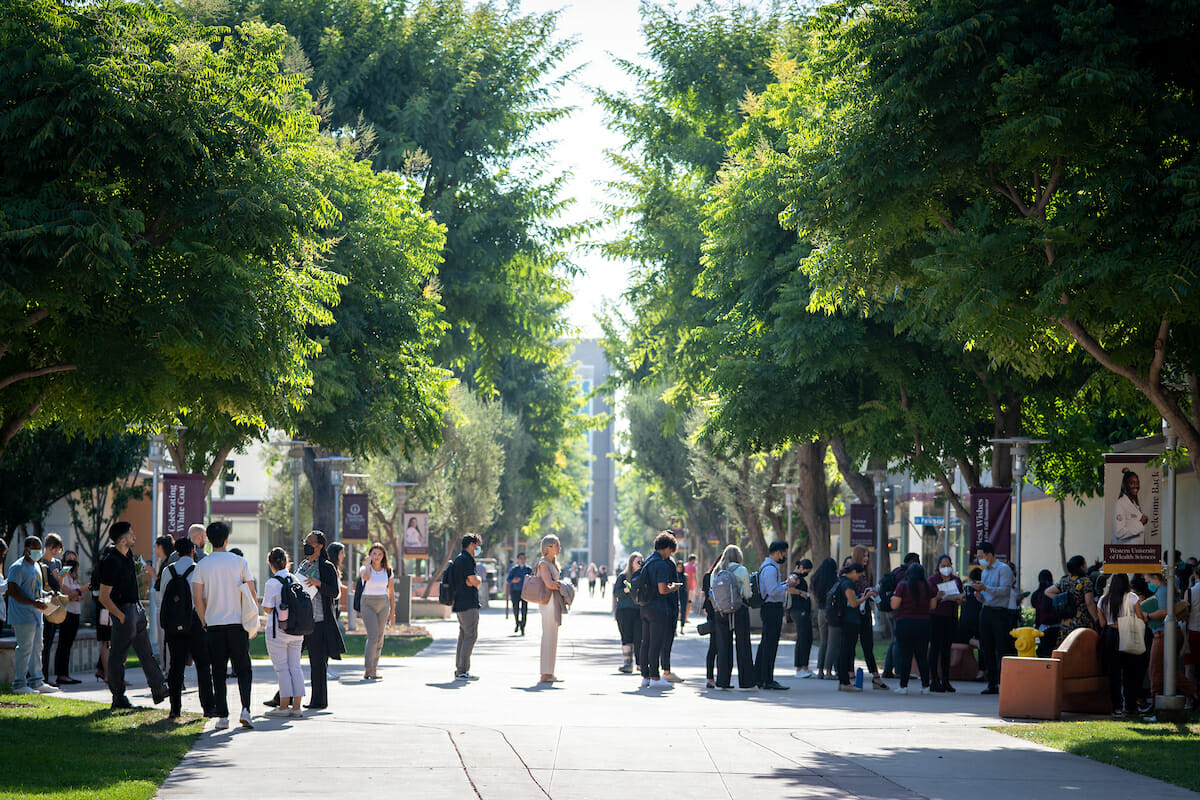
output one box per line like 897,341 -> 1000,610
0,627 -> 102,684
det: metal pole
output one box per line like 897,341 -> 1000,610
149,440 -> 161,659
1013,479 -> 1022,584
292,471 -> 300,567
1164,422 -> 1178,699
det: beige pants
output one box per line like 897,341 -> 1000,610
360,593 -> 390,675
540,604 -> 558,675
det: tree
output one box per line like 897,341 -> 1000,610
0,3 -> 347,450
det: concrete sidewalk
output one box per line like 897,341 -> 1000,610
59,589 -> 1200,799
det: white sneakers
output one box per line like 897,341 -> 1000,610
12,686 -> 36,695
214,717 -> 230,730
264,707 -> 293,718
795,668 -> 813,679
640,678 -> 651,688
239,708 -> 254,729
648,678 -> 674,689
36,683 -> 60,693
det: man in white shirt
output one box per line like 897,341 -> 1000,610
192,521 -> 256,730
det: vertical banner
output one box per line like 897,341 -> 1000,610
1102,454 -> 1162,572
341,493 -> 370,541
970,488 -> 1013,562
162,473 -> 206,540
402,511 -> 429,557
849,503 -> 876,547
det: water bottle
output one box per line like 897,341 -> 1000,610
855,667 -> 864,689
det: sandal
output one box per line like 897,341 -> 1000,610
872,675 -> 890,690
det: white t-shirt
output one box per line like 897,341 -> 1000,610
192,551 -> 253,627
360,565 -> 391,596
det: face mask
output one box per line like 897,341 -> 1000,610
939,566 -> 953,577
30,550 -> 43,562
303,544 -> 316,556
978,556 -> 989,568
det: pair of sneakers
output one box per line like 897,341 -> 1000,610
214,709 -> 254,729
14,684 -> 59,695
265,707 -> 304,718
641,677 -> 674,689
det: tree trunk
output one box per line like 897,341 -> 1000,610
304,448 -> 336,537
830,437 -> 875,505
736,459 -> 769,563
794,441 -> 832,567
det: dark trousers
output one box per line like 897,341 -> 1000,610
706,614 -> 718,681
615,607 -> 642,664
979,607 -> 1009,689
837,621 -> 858,685
895,617 -> 931,688
53,612 -> 80,678
755,602 -> 784,685
1101,627 -> 1141,714
108,604 -> 166,703
206,623 -> 252,717
511,590 -> 528,632
41,619 -> 59,680
928,614 -> 956,687
639,606 -> 671,679
857,609 -> 879,674
661,617 -> 676,672
714,607 -> 756,688
793,610 -> 813,669
305,620 -> 337,706
166,625 -> 214,715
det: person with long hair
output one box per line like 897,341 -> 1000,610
810,557 -> 838,679
790,559 -> 814,678
1112,469 -> 1149,543
712,544 -> 755,690
297,531 -> 345,709
835,562 -> 872,692
891,562 -> 935,694
1096,573 -> 1146,717
1031,569 -> 1059,658
262,547 -> 305,718
358,543 -> 395,680
926,555 -> 964,692
613,553 -> 643,673
850,544 -> 887,690
536,535 -> 566,683
701,552 -> 723,688
52,549 -> 85,686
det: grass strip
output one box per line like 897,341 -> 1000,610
0,691 -> 202,800
996,715 -> 1200,793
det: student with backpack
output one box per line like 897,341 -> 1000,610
636,531 -> 683,689
710,544 -> 756,690
261,547 -> 310,718
159,537 -> 214,719
833,562 -> 873,692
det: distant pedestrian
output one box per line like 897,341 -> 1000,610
790,559 -> 813,678
98,522 -> 168,710
159,537 -> 214,719
675,560 -> 689,634
5,536 -> 59,695
537,536 -> 566,683
639,531 -> 682,689
684,554 -> 699,614
613,553 -> 643,673
507,553 -> 532,636
452,534 -> 483,681
261,547 -> 305,718
192,521 -> 256,729
598,565 -> 609,597
357,543 -> 395,681
586,562 -> 598,598
296,530 -> 345,707
754,541 -> 790,691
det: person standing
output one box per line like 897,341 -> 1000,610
5,536 -> 59,695
754,541 -> 791,690
810,557 -> 838,680
507,553 -> 532,636
684,554 -> 699,615
969,542 -> 1013,695
1142,569 -> 1197,703
711,544 -> 755,690
835,562 -> 872,692
53,550 -> 85,686
159,537 -> 215,719
658,558 -> 683,682
536,536 -> 566,683
357,543 -> 395,681
639,531 -> 682,689
790,559 -> 814,678
927,555 -> 964,692
296,530 -> 345,707
890,562 -> 935,694
613,553 -> 643,673
1044,555 -> 1099,646
38,533 -> 64,684
452,534 -> 483,680
1096,573 -> 1146,717
98,522 -> 168,710
191,521 -> 256,729
261,547 -> 306,718
1031,569 -> 1060,659
675,560 -> 690,634
849,544 -> 888,690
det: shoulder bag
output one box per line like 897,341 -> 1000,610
521,570 -> 551,605
1118,594 -> 1146,654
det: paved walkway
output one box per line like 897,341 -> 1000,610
61,590 -> 1199,799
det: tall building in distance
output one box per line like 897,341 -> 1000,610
571,339 -> 616,569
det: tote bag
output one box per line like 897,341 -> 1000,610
1118,594 -> 1145,655
521,572 -> 551,605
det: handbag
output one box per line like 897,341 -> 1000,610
521,572 -> 551,605
353,577 -> 364,613
240,582 -> 261,639
1118,612 -> 1146,655
697,621 -> 713,636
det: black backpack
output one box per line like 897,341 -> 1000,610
159,564 -> 195,635
826,578 -> 849,626
1052,582 -> 1076,621
878,570 -> 898,609
630,557 -> 658,606
273,574 -> 314,636
439,561 -> 457,606
747,568 -> 765,609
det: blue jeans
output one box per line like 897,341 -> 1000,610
12,621 -> 45,690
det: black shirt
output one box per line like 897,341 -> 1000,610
451,550 -> 480,613
97,548 -> 139,606
790,572 -> 811,616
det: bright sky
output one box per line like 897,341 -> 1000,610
515,0 -> 706,338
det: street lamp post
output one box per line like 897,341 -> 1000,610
147,433 -> 167,658
314,456 -> 353,541
1160,418 -> 1181,711
269,440 -> 309,566
990,437 -> 1048,590
864,470 -> 888,577
387,481 -> 418,625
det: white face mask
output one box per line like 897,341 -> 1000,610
939,566 -> 953,577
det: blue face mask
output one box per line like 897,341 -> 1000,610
29,550 -> 43,562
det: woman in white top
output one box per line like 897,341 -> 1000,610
537,535 -> 566,683
1096,573 -> 1146,718
1112,470 -> 1148,543
54,550 -> 85,685
358,543 -> 395,680
262,547 -> 305,718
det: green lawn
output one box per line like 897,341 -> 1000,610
997,715 -> 1200,792
0,692 -> 202,800
127,633 -> 431,668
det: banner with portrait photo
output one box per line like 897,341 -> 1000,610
401,510 -> 429,557
1102,454 -> 1162,573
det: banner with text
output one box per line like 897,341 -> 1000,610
401,511 -> 429,557
162,473 -> 206,540
970,487 -> 1012,563
849,503 -> 876,547
341,493 -> 370,541
1102,454 -> 1162,572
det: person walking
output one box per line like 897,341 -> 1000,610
586,562 -> 598,598
98,522 -> 168,710
927,555 -> 964,692
613,553 -> 643,673
639,531 -> 682,689
159,537 -> 215,719
536,536 -> 567,683
835,562 -> 872,692
5,536 -> 60,695
598,565 -> 609,598
712,544 -> 755,690
192,521 -> 256,729
890,562 -> 935,694
790,559 -> 814,678
1096,573 -> 1146,717
969,542 -> 1013,695
754,541 -> 791,690
684,554 -> 699,616
52,549 -> 85,686
452,534 -> 483,681
810,557 -> 838,680
261,547 -> 306,718
296,530 -> 345,707
358,543 -> 395,681
507,553 -> 532,635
